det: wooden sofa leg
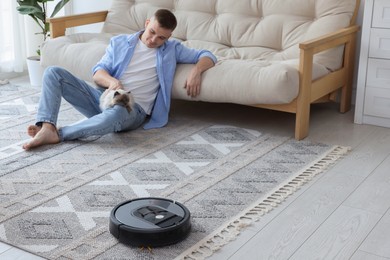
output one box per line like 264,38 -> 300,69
340,36 -> 356,113
295,104 -> 310,140
340,83 -> 352,113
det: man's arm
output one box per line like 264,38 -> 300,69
93,69 -> 123,90
185,56 -> 215,97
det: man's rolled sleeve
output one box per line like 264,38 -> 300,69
92,36 -> 121,75
198,50 -> 217,64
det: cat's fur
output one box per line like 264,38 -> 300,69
99,89 -> 135,113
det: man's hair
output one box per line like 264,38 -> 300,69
153,9 -> 177,31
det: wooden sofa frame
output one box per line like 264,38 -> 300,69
48,1 -> 360,140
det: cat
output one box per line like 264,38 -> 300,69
99,89 -> 135,113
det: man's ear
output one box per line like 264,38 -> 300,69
144,19 -> 150,28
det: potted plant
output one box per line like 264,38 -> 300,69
16,0 -> 71,86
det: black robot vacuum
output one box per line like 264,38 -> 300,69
109,197 -> 191,247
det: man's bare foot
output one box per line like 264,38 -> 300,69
27,125 -> 41,137
23,123 -> 60,150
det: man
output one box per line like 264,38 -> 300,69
23,9 -> 217,150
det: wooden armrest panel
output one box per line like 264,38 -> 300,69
298,25 -> 360,91
48,10 -> 108,38
299,25 -> 360,53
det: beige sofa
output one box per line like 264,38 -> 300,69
41,0 -> 360,140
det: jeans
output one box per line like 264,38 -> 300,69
36,66 -> 147,141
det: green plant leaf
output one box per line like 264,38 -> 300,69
45,22 -> 50,33
16,1 -> 45,22
16,5 -> 40,15
18,7 -> 45,22
51,0 -> 70,18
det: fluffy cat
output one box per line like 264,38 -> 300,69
99,89 -> 135,113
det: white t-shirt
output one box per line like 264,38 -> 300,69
119,39 -> 159,114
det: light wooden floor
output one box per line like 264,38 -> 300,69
1,76 -> 390,259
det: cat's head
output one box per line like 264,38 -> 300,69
113,89 -> 131,97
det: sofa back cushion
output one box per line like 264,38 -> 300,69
102,0 -> 357,71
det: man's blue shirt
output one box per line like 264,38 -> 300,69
92,31 -> 217,129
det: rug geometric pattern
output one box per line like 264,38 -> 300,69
0,83 -> 344,259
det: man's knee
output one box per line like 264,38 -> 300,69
43,66 -> 68,80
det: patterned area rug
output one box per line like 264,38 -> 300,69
0,83 -> 349,259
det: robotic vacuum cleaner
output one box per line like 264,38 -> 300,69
109,197 -> 191,247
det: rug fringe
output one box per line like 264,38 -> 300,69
175,145 -> 350,260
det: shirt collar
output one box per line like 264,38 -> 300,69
128,30 -> 168,51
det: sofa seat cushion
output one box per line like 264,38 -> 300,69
172,59 -> 329,105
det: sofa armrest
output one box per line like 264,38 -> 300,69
298,25 -> 360,96
298,24 -> 359,95
48,11 -> 109,38
299,25 -> 360,53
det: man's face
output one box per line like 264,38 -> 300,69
141,18 -> 172,48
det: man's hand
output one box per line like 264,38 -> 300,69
184,57 -> 215,98
93,69 -> 123,90
107,79 -> 123,90
185,67 -> 202,97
